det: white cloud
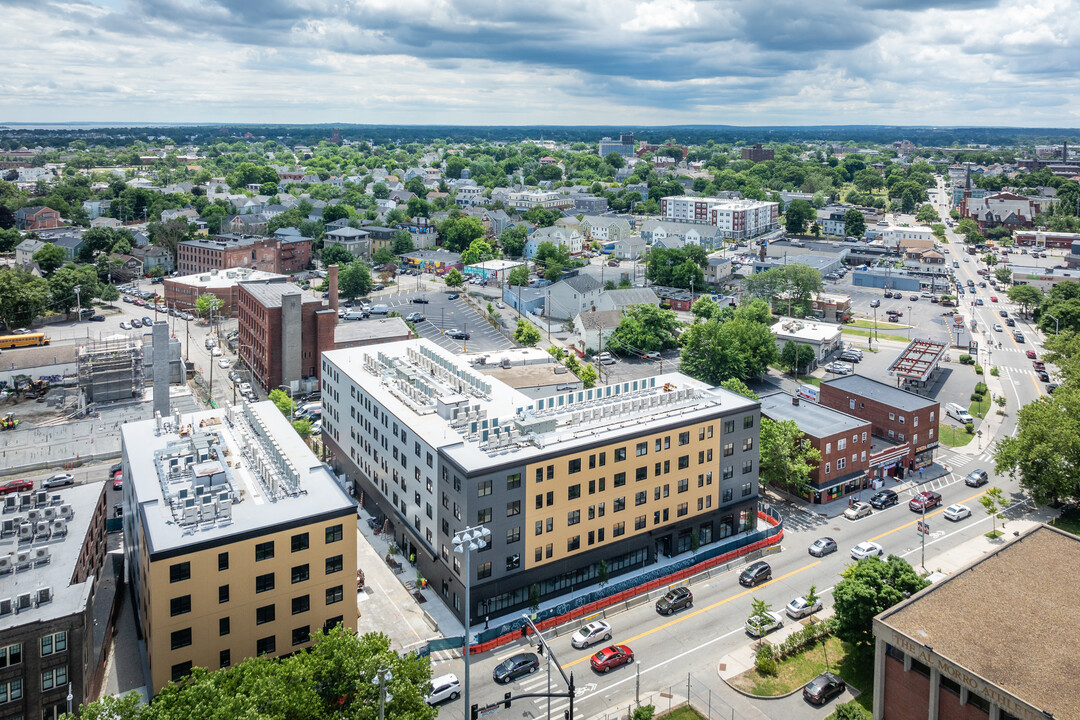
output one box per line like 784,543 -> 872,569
621,0 -> 699,32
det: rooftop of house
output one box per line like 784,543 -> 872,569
821,374 -> 937,412
122,402 -> 352,558
576,310 -> 623,330
877,524 -> 1080,720
168,268 -> 285,289
0,482 -> 104,626
759,392 -> 868,438
239,280 -> 322,308
601,288 -> 659,308
322,338 -> 755,474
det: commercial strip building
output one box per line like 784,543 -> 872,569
164,268 -> 285,317
507,191 -> 575,211
770,317 -> 844,370
320,339 -> 763,625
463,260 -> 525,283
873,524 -> 1080,720
1006,264 -> 1080,293
1014,229 -> 1080,248
0,482 -> 109,720
659,196 -> 779,239
819,374 -> 940,478
759,392 -> 872,505
121,402 -> 357,695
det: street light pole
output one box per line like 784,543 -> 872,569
453,524 -> 490,720
1045,313 -> 1060,335
372,667 -> 392,720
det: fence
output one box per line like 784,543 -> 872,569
594,672 -> 751,720
472,506 -> 783,652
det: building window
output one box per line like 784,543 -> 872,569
256,605 -> 276,625
889,412 -> 895,421
838,438 -> 846,451
291,533 -> 309,552
292,565 -> 310,584
535,547 -> 543,562
219,617 -> 230,636
679,431 -> 690,445
0,644 -> 20,669
568,483 -> 581,500
615,447 -> 626,462
478,480 -> 492,496
325,524 -> 343,543
326,555 -> 343,574
170,562 -> 190,583
171,662 -> 192,683
723,443 -> 734,457
218,552 -> 229,571
326,586 -> 344,605
255,541 -> 275,562
567,510 -> 581,526
292,626 -> 310,647
567,536 -> 580,552
741,482 -> 752,497
899,415 -> 906,425
678,478 -> 689,493
507,473 -> 522,490
220,649 -> 231,669
742,460 -> 753,474
256,636 -> 276,656
324,616 -> 344,633
635,515 -> 646,530
569,458 -> 581,474
743,415 -> 754,429
506,527 -> 520,544
635,491 -> 647,506
825,462 -> 831,474
838,458 -> 847,470
477,562 -> 492,579
614,472 -> 626,487
171,628 -> 192,650
39,633 -> 64,657
677,502 -> 688,517
256,573 -> 275,593
636,442 -> 648,456
171,595 -> 191,616
546,544 -> 553,559
636,466 -> 647,482
292,596 -> 310,615
477,508 -> 492,524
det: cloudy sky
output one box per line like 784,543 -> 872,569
2,0 -> 1078,126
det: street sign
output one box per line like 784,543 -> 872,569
478,704 -> 500,717
917,521 -> 930,536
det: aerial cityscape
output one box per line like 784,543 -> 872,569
1,2 -> 1078,720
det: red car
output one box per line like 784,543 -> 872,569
1033,361 -> 1045,371
0,478 -> 33,495
909,491 -> 942,512
990,296 -> 998,302
112,477 -> 123,491
1027,350 -> 1037,359
590,645 -> 635,673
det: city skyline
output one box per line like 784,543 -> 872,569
2,0 -> 1078,127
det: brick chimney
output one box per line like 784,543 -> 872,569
328,264 -> 339,314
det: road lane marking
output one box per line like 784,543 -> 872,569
560,560 -> 821,669
867,488 -> 989,543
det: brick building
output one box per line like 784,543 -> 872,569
177,234 -> 311,276
872,524 -> 1080,720
819,375 -> 939,479
759,392 -> 872,505
236,280 -> 335,392
741,144 -> 774,163
13,206 -> 62,231
165,269 -> 285,317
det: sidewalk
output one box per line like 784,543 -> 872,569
718,608 -> 837,683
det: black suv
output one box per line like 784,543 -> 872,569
739,561 -> 772,587
965,469 -> 989,487
869,489 -> 899,509
804,672 -> 846,705
655,587 -> 693,615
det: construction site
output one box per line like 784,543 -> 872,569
77,336 -> 147,405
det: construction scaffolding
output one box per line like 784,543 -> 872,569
77,336 -> 145,404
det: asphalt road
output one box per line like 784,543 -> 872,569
381,288 -> 515,354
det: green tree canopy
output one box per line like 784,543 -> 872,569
995,386 -> 1080,506
321,243 -> 354,268
608,304 -> 680,355
718,378 -> 758,400
779,340 -> 816,374
513,319 -> 541,347
499,225 -> 528,258
759,417 -> 821,494
784,199 -> 815,234
833,556 -> 929,654
32,243 -> 66,275
391,230 -> 415,254
843,208 -> 866,238
645,246 -> 707,290
460,238 -> 496,266
1007,284 -> 1044,316
507,265 -> 530,287
0,268 -> 50,330
339,259 -> 373,298
195,293 -> 225,319
443,268 -> 465,289
438,212 -> 484,252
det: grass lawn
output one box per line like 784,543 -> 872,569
842,327 -> 911,344
938,425 -> 973,447
729,636 -> 870,705
1050,508 -> 1080,536
849,318 -> 908,331
658,708 -> 706,720
969,397 -> 990,419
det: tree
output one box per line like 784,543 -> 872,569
444,269 -> 465,289
371,182 -> 390,199
784,199 -> 815,234
1007,284 -> 1044,316
372,248 -> 396,266
99,284 -> 120,303
195,293 -> 224,319
507,265 -> 530,287
979,486 -> 1008,536
48,264 -> 99,313
804,585 -> 820,619
993,267 -> 1012,285
995,388 -> 1080,506
748,597 -> 773,627
604,152 -> 626,169
690,295 -> 721,321
843,208 -> 866,238
0,268 -> 50,330
32,243 -> 66,275
268,389 -> 294,417
758,417 -> 821,494
292,419 -> 313,440
719,378 -> 758,400
499,225 -> 527,258
338,259 -> 373,298
679,318 -> 746,385
779,340 -> 816,375
608,304 -> 680,355
833,555 -> 929,655
577,363 -> 598,388
596,559 -> 610,587
148,218 -> 194,264
460,238 -> 496,266
391,230 -> 415,255
743,267 -> 787,304
321,243 -> 354,268
916,203 -> 940,224
438,213 -> 484,251
514,319 -> 541,347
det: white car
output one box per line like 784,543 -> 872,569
944,504 -> 971,522
425,673 -> 461,705
211,348 -> 223,357
785,596 -> 823,619
745,611 -> 784,637
844,502 -> 873,521
119,321 -> 131,330
217,359 -> 231,369
851,541 -> 884,560
495,301 -> 505,309
570,620 -> 613,649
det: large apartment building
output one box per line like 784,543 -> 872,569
176,234 -> 312,276
121,402 -> 356,695
659,197 -> 779,239
320,339 -> 762,626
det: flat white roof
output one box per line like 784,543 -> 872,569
170,268 -> 285,289
465,260 -> 525,271
771,317 -> 843,343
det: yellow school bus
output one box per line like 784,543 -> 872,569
0,333 -> 51,348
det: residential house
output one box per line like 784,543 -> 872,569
51,234 -> 86,261
705,253 -> 733,288
455,186 -> 485,207
160,207 -> 200,223
82,199 -> 111,219
572,195 -> 608,214
90,217 -> 124,229
324,218 -> 351,231
572,310 -> 623,355
226,214 -> 268,235
579,215 -> 632,243
363,226 -> 398,258
15,238 -> 45,265
129,245 -> 175,275
501,284 -> 546,315
960,191 -> 1048,230
526,226 -> 583,258
903,248 -> 948,275
482,209 -> 513,236
613,235 -> 646,260
323,227 -> 371,260
14,205 -> 62,231
547,274 -> 604,319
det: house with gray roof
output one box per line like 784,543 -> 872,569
324,227 -> 370,260
593,287 -> 659,313
572,310 -> 623,354
547,274 -> 604,319
15,238 -> 45,265
579,215 -> 632,242
613,235 -> 647,260
526,225 -> 583,258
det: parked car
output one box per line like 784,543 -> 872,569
211,348 -> 223,357
447,329 -> 471,340
655,587 -> 693,615
869,489 -> 898,509
785,595 -> 823,620
909,491 -> 942,512
492,653 -> 539,683
42,473 -> 75,489
112,476 -> 123,491
217,359 -> 231,369
447,294 -> 460,300
739,561 -> 772,587
425,673 -> 461,705
590,644 -> 634,673
869,299 -> 881,308
405,312 -> 426,322
89,314 -> 106,322
944,504 -> 971,522
808,537 -> 837,557
571,620 -> 613,649
804,672 -> 846,705
642,351 -> 661,360
1047,383 -> 1059,393
413,297 -> 429,304
745,611 -> 784,637
851,541 -> 884,560
119,322 -> 130,330
0,478 -> 33,495
844,502 -> 873,520
142,316 -> 154,326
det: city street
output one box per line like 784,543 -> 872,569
380,287 -> 515,354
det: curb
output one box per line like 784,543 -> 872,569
717,659 -> 806,700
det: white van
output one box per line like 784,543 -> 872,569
344,309 -> 368,320
370,304 -> 389,315
945,403 -> 973,424
293,402 -> 320,420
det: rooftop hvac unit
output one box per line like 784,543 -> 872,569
14,550 -> 31,569
34,491 -> 47,506
18,493 -> 31,510
59,504 -> 73,520
42,507 -> 57,521
35,587 -> 51,606
0,520 -> 12,537
182,504 -> 197,525
50,494 -> 61,506
0,556 -> 11,574
34,522 -> 50,540
0,599 -> 10,616
17,524 -> 32,542
16,593 -> 31,612
216,501 -> 232,522
51,519 -> 67,537
27,509 -> 41,523
3,496 -> 16,512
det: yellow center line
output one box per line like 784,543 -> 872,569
560,560 -> 821,669
868,488 -> 989,543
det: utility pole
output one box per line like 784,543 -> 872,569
546,291 -> 551,342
